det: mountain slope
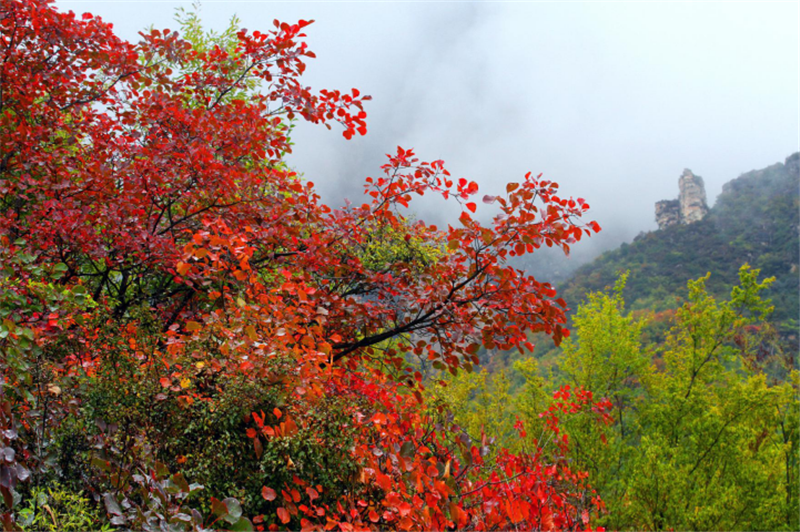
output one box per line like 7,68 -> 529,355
558,152 -> 799,334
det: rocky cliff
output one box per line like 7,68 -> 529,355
655,169 -> 709,229
654,199 -> 680,228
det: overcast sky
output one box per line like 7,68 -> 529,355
57,0 -> 799,266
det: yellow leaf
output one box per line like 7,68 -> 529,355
180,378 -> 191,389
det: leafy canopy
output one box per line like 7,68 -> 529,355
0,1 -> 606,531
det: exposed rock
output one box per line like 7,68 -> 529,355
655,169 -> 709,229
655,199 -> 680,229
679,169 -> 709,223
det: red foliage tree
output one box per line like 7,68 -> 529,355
0,1 -> 606,530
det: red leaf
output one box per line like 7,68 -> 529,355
262,487 -> 277,501
277,507 -> 290,524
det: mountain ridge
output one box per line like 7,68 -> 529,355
557,152 -> 798,332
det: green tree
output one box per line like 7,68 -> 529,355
426,368 -> 518,451
628,266 -> 797,531
556,266 -> 799,530
555,273 -> 650,529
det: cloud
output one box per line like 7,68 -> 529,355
56,0 -> 800,270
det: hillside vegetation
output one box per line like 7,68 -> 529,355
560,153 -> 798,335
487,153 -> 798,382
436,266 -> 798,531
2,2 -> 796,530
448,156 -> 799,530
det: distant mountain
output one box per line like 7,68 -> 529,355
558,152 -> 799,334
486,154 -> 798,374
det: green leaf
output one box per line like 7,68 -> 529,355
172,513 -> 193,523
223,497 -> 242,524
399,441 -> 416,459
51,263 -> 68,280
155,461 -> 170,479
227,517 -> 254,531
211,497 -> 229,518
103,493 -> 123,517
91,457 -> 112,473
71,284 -> 86,295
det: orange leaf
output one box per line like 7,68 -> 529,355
283,416 -> 298,436
262,487 -> 277,501
176,262 -> 191,276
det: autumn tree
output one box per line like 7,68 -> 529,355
0,1 -> 607,530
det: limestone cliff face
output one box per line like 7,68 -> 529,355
655,199 -> 680,228
679,169 -> 709,223
655,169 -> 709,229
